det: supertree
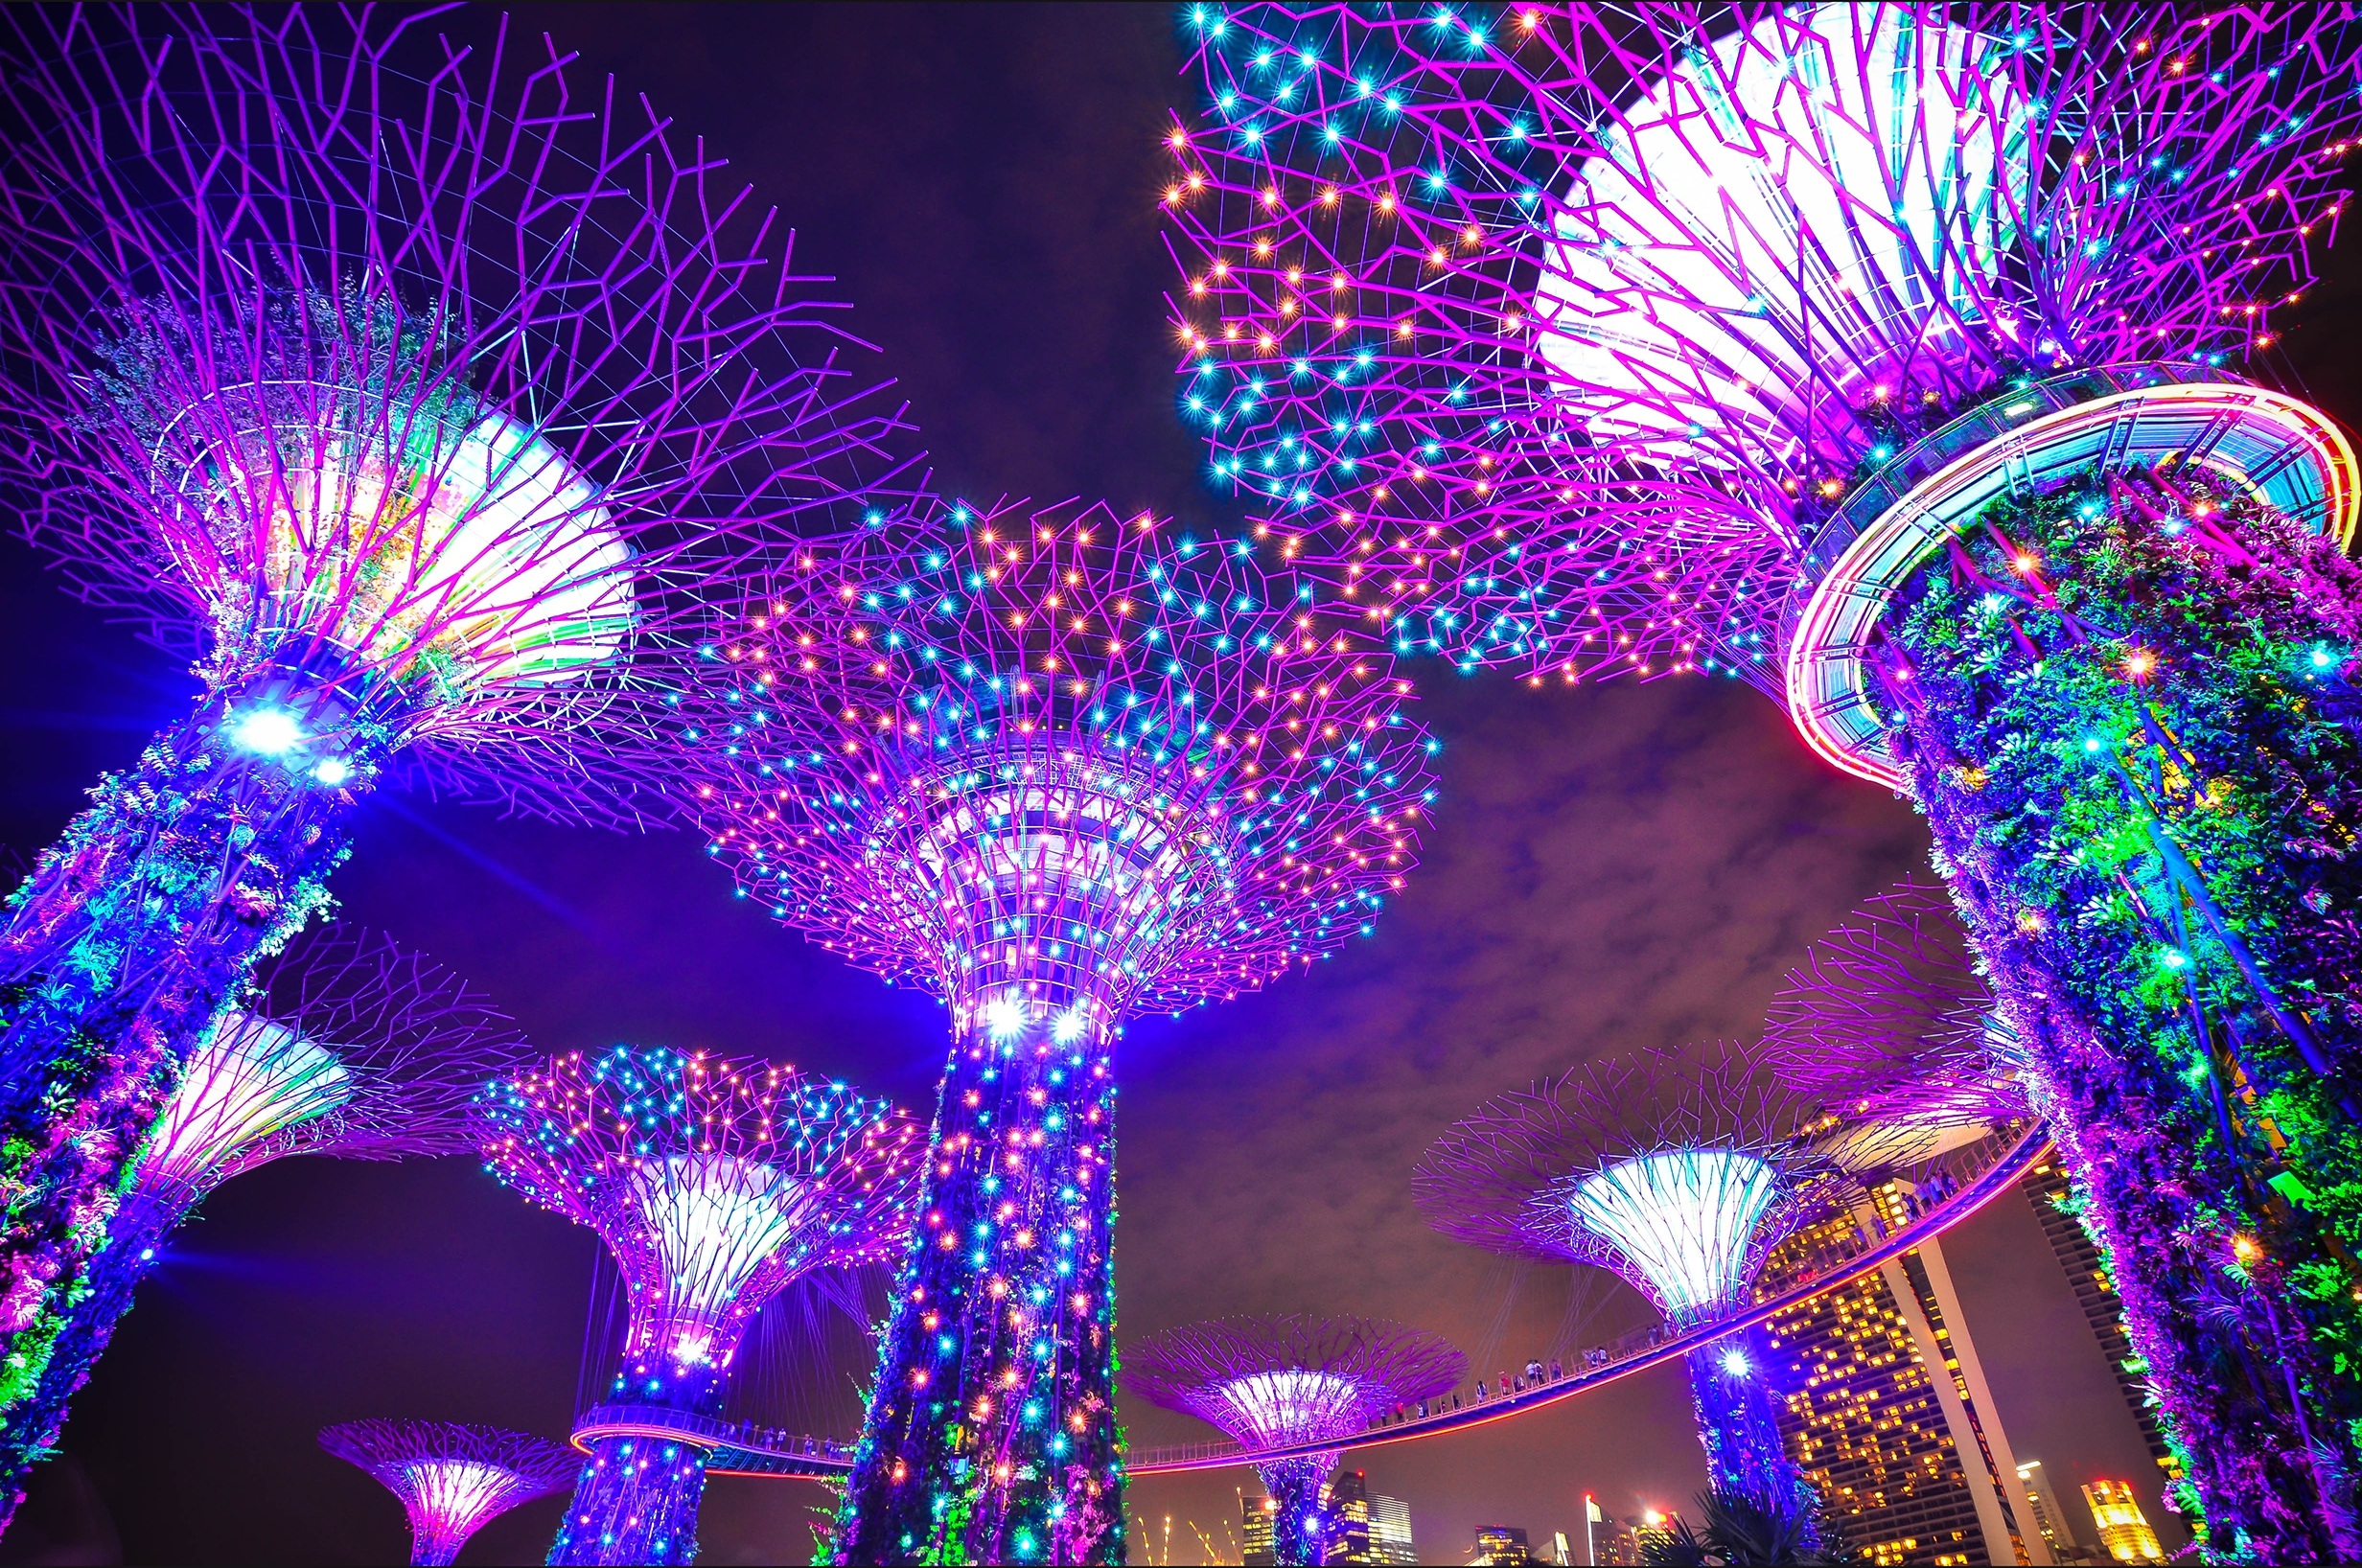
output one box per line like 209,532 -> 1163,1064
0,0 -> 915,1415
1122,1315 -> 1463,1566
476,1048 -> 925,1565
0,928 -> 524,1519
689,494 -> 1436,1563
1164,5 -> 2362,1552
1416,1043 -> 1877,1536
320,1419 -> 579,1568
1759,880 -> 2030,1161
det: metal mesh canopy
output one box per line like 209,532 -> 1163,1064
319,1419 -> 577,1562
1415,1042 -> 1881,1323
475,1048 -> 923,1369
1123,1314 -> 1465,1448
1159,2 -> 2362,682
0,3 -> 920,825
138,928 -> 524,1205
691,495 -> 1436,1026
1761,880 -> 2029,1139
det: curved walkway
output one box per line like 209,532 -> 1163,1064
569,1120 -> 2048,1481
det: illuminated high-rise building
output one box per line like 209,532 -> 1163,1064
1241,1492 -> 1277,1567
2081,1481 -> 2165,1565
1367,1491 -> 1415,1566
1473,1524 -> 1533,1566
2015,1462 -> 2087,1566
1325,1470 -> 1375,1565
1760,1181 -> 2047,1568
2022,1158 -> 2181,1486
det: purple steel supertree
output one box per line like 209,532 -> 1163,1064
1166,6 -> 2362,1552
688,494 -> 1436,1563
1760,880 -> 2029,1159
1417,1043 -> 1878,1536
1123,1316 -> 1463,1567
320,1420 -> 579,1568
0,927 -> 524,1523
476,1048 -> 924,1566
0,0 -> 914,1419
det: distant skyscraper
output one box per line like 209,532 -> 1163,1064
1473,1524 -> 1533,1566
2022,1158 -> 2183,1485
2080,1481 -> 2164,1565
1326,1471 -> 1375,1565
1760,1180 -> 2049,1568
1593,1510 -> 1675,1567
2015,1462 -> 2088,1564
1242,1493 -> 1276,1567
1366,1488 -> 1416,1566
1552,1529 -> 1573,1567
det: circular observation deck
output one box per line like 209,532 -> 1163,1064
1781,366 -> 2359,790
567,1119 -> 2047,1480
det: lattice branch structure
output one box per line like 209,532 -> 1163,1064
1124,1315 -> 1463,1567
688,493 -> 1435,1566
0,926 -> 526,1513
1418,1042 -> 1880,1525
477,1047 -> 922,1566
1170,8 -> 2362,1552
1164,2 -> 2359,687
0,2 -> 917,1472
1761,880 -> 2029,1152
320,1420 -> 579,1568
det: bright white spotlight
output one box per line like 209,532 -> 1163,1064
231,707 -> 305,755
983,994 -> 1030,1042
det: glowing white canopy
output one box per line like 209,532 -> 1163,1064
1566,1148 -> 1781,1321
401,1459 -> 522,1536
1213,1370 -> 1368,1448
260,409 -> 634,690
141,1010 -> 353,1189
1535,3 -> 2030,473
626,1153 -> 823,1359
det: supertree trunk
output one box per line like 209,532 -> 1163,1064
548,1350 -> 724,1564
1874,471 -> 2362,1561
1685,1331 -> 1817,1534
1256,1455 -> 1336,1568
0,671 -> 370,1431
0,1184 -> 186,1527
834,1029 -> 1123,1566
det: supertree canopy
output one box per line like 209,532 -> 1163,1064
1417,1043 -> 1867,1534
1168,5 -> 2362,1554
320,1419 -> 579,1568
1123,1315 -> 1463,1567
689,494 -> 1436,1563
1760,880 -> 2029,1163
0,928 -> 522,1523
476,1047 -> 924,1566
0,0 -> 914,1427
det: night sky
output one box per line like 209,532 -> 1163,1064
5,4 -> 2358,1563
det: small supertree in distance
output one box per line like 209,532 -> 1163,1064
0,927 -> 524,1522
0,0 -> 915,1413
1417,1043 -> 1878,1538
690,494 -> 1436,1563
1166,6 -> 2362,1551
320,1420 -> 579,1567
1759,881 -> 2029,1167
477,1048 -> 925,1566
1123,1316 -> 1464,1567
